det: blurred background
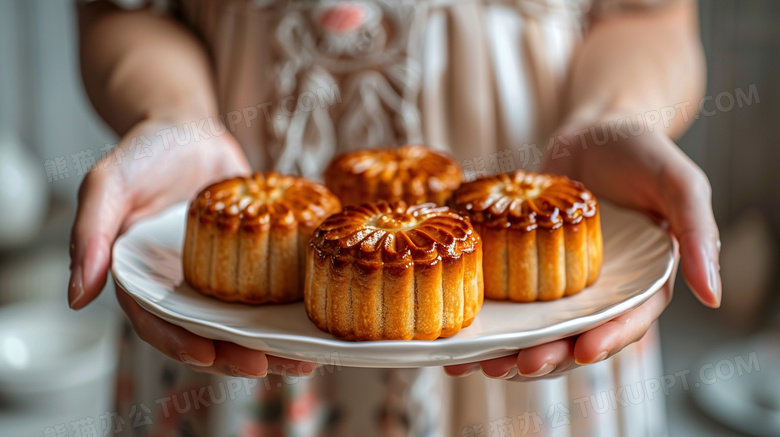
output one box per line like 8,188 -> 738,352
0,1 -> 778,436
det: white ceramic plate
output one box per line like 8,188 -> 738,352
112,202 -> 673,368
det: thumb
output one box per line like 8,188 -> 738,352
659,157 -> 721,308
69,168 -> 130,309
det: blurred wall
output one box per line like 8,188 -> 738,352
684,1 -> 780,227
676,1 -> 780,328
0,0 -> 115,199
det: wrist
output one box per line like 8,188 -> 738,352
558,97 -> 698,142
139,103 -> 234,144
124,107 -> 241,159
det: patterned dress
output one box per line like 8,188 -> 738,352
100,0 -> 679,435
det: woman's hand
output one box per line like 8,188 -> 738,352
445,114 -> 720,381
68,115 -> 317,378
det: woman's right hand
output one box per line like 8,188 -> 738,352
68,115 -> 318,378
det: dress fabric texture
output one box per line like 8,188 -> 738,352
103,0 -> 679,435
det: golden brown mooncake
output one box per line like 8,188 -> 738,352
451,170 -> 603,302
305,201 -> 483,341
182,172 -> 341,304
323,145 -> 462,206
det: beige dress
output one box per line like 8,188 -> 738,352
103,0 -> 676,435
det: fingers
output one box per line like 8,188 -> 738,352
267,356 -> 320,377
479,355 -> 519,379
444,362 -> 482,377
449,287 -> 672,381
516,338 -> 576,377
210,351 -> 317,378
67,126 -> 250,310
69,169 -> 129,309
446,254 -> 676,381
213,343 -> 321,378
181,347 -> 319,378
444,338 -> 577,380
573,255 -> 676,365
116,287 -> 216,365
212,342 -> 269,378
117,286 -> 318,379
659,158 -> 721,308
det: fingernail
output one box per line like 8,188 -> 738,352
446,364 -> 480,378
716,239 -> 722,252
518,362 -> 555,377
482,366 -> 517,380
180,353 -> 212,367
576,351 -> 608,366
498,366 -> 518,380
231,366 -> 267,379
462,364 -> 482,377
68,266 -> 85,309
707,260 -> 722,307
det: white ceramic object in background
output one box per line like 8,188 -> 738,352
691,335 -> 780,437
0,248 -> 71,304
0,133 -> 48,249
0,300 -> 118,411
112,202 -> 674,368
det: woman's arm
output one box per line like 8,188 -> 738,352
559,1 -> 719,309
71,3 -> 319,378
78,0 -> 218,134
564,1 -> 705,139
447,1 -> 719,380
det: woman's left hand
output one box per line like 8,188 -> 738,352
444,115 -> 721,381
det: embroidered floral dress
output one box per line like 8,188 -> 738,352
100,0 -> 678,435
